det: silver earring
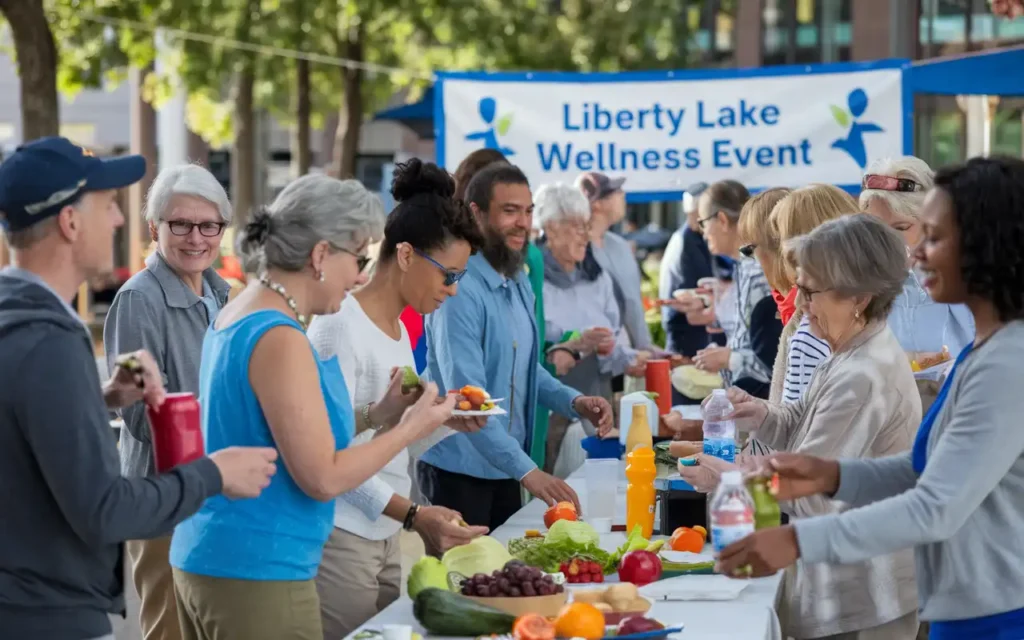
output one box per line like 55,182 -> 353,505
855,310 -> 861,319
318,271 -> 325,282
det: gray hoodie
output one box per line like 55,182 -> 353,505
0,269 -> 222,639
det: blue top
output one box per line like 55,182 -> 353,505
889,273 -> 974,354
170,310 -> 353,581
422,254 -> 581,481
504,280 -> 536,463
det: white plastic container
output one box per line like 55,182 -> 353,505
618,391 -> 659,448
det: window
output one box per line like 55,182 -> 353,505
687,0 -> 737,66
761,0 -> 851,66
919,0 -> 1024,57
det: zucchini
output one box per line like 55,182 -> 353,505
412,588 -> 517,636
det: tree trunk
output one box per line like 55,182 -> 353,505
331,23 -> 365,178
231,64 -> 256,225
0,0 -> 59,140
128,64 -> 158,273
293,57 -> 312,176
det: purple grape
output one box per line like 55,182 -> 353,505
522,582 -> 536,597
473,573 -> 488,583
538,584 -> 554,596
497,577 -> 510,591
509,586 -> 522,597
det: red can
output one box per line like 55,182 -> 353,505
147,392 -> 205,473
644,359 -> 673,421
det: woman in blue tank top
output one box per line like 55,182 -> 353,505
170,175 -> 456,640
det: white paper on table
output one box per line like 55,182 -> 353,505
640,574 -> 749,601
659,550 -> 715,564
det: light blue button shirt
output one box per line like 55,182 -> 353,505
888,272 -> 974,354
422,254 -> 581,481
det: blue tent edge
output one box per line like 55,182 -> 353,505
908,45 -> 1024,97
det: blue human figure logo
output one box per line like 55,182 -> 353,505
830,88 -> 884,169
465,97 -> 515,156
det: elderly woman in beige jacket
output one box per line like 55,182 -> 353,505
682,215 -> 920,640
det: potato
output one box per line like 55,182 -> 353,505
625,597 -> 652,613
593,602 -> 613,614
571,589 -> 607,605
604,583 -> 639,611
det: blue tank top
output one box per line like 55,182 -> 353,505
170,310 -> 353,581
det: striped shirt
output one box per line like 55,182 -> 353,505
722,257 -> 773,386
783,315 -> 832,404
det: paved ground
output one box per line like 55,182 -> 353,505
112,532 -> 425,639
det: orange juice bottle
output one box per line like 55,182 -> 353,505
625,446 -> 657,539
624,403 -> 653,454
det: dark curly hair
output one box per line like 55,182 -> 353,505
378,158 -> 485,263
933,155 -> 1024,322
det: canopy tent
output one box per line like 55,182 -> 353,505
908,45 -> 1024,96
374,86 -> 434,139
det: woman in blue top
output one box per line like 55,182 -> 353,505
860,156 -> 974,357
170,175 -> 456,640
718,156 -> 1024,640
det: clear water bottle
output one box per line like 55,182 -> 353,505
702,389 -> 736,462
709,470 -> 756,557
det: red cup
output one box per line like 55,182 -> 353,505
147,392 -> 205,472
644,359 -> 672,421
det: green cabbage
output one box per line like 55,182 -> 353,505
441,536 -> 511,576
407,556 -> 450,599
545,519 -> 599,547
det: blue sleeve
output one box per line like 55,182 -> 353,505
428,288 -> 537,480
536,363 -> 581,419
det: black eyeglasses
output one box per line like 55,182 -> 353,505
796,284 -> 829,300
339,248 -> 372,273
697,215 -> 716,231
739,244 -> 757,258
415,249 -> 467,286
165,220 -> 226,237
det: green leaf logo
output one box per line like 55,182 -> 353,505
830,105 -> 850,128
496,113 -> 513,136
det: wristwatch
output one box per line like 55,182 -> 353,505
403,503 -> 421,531
361,403 -> 382,432
546,345 -> 581,361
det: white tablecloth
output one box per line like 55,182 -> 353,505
348,470 -> 783,640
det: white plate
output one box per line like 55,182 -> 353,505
640,574 -> 750,601
452,406 -> 507,416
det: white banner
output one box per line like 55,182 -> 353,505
436,60 -> 910,200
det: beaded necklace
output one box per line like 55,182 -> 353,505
258,272 -> 308,329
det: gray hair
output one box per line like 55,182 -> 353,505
859,156 -> 934,221
787,213 -> 907,322
144,164 -> 232,224
237,174 -> 386,273
534,182 -> 590,229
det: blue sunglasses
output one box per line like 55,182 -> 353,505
415,249 -> 467,286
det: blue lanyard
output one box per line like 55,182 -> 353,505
911,343 -> 974,474
930,605 -> 1024,639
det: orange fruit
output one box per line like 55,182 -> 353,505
543,501 -> 578,529
669,527 -> 704,553
554,602 -> 606,640
513,614 -> 555,640
692,525 -> 708,540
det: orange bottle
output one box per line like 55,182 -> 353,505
624,403 -> 653,455
625,446 -> 657,539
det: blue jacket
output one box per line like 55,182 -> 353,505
422,254 -> 580,481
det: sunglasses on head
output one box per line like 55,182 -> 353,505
862,174 -> 921,193
739,244 -> 756,258
415,249 -> 467,286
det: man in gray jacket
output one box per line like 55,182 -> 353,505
0,137 -> 277,639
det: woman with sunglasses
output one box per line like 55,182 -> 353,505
103,164 -> 234,640
860,157 -> 974,360
306,160 -> 490,639
720,157 -> 1024,640
170,174 -> 456,639
688,182 -> 782,400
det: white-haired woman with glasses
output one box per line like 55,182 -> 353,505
535,182 -> 644,473
860,156 -> 974,358
103,163 -> 234,640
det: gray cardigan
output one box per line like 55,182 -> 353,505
795,320 -> 1024,623
103,252 -> 231,478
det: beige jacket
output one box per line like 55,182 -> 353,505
753,321 -> 920,639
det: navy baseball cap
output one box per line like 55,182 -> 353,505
0,136 -> 146,233
576,171 -> 626,202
